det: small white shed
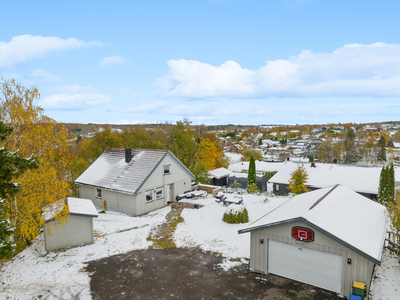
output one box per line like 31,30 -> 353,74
44,198 -> 98,251
238,185 -> 387,297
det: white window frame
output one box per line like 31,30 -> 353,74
163,165 -> 171,175
275,184 -> 279,191
96,188 -> 102,199
145,190 -> 154,202
155,187 -> 163,200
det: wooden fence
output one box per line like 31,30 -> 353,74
385,231 -> 400,255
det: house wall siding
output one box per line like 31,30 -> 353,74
44,215 -> 93,251
135,154 -> 192,215
79,185 -> 137,215
249,221 -> 376,297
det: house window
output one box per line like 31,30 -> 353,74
96,188 -> 102,198
163,165 -> 171,175
275,184 -> 279,191
145,190 -> 153,202
155,188 -> 163,200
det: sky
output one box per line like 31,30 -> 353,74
1,0 -> 400,126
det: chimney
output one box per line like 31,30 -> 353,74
333,158 -> 338,164
287,157 -> 290,161
125,148 -> 132,163
311,162 -> 316,168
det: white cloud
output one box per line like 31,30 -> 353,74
30,68 -> 62,83
41,85 -> 112,110
123,100 -> 275,118
99,55 -> 131,67
156,42 -> 400,98
0,35 -> 104,68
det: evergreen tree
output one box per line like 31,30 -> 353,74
309,155 -> 314,162
248,156 -> 256,185
378,164 -> 395,206
377,136 -> 387,162
288,164 -> 310,195
343,128 -> 359,164
0,120 -> 38,259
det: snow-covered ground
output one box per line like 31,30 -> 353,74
174,193 -> 288,258
0,207 -> 170,299
370,249 -> 400,300
224,152 -> 242,164
1,191 -> 399,299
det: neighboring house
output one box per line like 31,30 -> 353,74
227,173 -> 267,191
208,167 -> 232,186
228,161 -> 285,175
229,144 -> 243,153
269,161 -> 382,199
44,198 -> 98,251
75,148 -> 195,215
238,185 -> 387,297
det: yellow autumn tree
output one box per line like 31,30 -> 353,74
288,164 -> 310,195
0,78 -> 70,244
194,139 -> 219,171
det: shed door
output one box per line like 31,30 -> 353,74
268,240 -> 342,293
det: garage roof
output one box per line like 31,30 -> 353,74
238,185 -> 387,265
269,161 -> 382,195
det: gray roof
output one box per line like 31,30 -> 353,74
75,148 -> 194,195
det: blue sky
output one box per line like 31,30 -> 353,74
1,0 -> 399,125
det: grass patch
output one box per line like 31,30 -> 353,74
170,216 -> 184,232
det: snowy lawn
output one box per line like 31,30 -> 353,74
370,249 -> 400,300
0,206 -> 170,300
174,193 -> 289,258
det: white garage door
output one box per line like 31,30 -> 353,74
268,240 -> 342,293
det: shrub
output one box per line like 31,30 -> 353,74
246,183 -> 259,194
222,205 -> 249,224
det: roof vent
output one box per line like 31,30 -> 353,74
311,162 -> 316,168
333,158 -> 338,164
125,148 -> 132,163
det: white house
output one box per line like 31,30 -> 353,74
238,185 -> 387,297
75,148 -> 195,215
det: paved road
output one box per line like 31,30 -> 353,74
87,248 -> 343,300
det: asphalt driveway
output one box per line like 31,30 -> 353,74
87,248 -> 343,300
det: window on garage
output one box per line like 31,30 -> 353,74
96,188 -> 102,198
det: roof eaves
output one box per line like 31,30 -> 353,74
133,151 -> 167,196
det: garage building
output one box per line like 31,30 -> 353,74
238,185 -> 387,297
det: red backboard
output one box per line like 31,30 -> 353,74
292,227 -> 314,242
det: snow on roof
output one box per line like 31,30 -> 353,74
43,198 -> 98,221
208,167 -> 233,179
239,185 -> 387,263
269,161 -> 382,194
228,161 -> 286,173
75,148 -> 194,194
67,198 -> 98,218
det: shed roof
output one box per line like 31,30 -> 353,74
208,167 -> 232,179
269,161 -> 382,195
67,197 -> 98,218
75,148 -> 195,195
239,185 -> 387,264
228,161 -> 286,173
43,197 -> 98,222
